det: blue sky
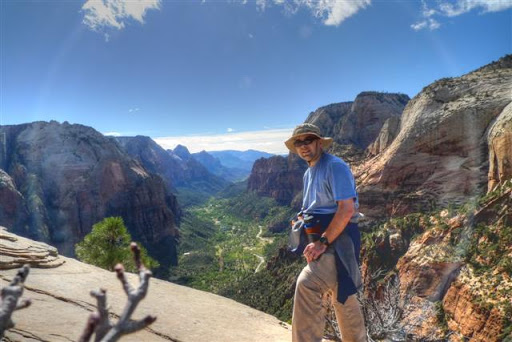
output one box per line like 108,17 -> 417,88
1,0 -> 511,154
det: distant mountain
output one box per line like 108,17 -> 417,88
194,150 -> 274,182
207,150 -> 274,170
0,121 -> 179,269
114,139 -> 230,206
191,151 -> 245,182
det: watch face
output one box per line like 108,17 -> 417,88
320,236 -> 328,245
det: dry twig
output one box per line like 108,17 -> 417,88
0,264 -> 31,338
79,242 -> 157,342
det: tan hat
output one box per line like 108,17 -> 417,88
284,123 -> 333,153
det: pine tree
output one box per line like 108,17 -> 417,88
75,217 -> 159,271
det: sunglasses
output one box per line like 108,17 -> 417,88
293,136 -> 319,147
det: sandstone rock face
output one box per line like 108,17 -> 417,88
443,282 -> 504,342
0,233 -> 291,342
248,92 -> 407,206
356,55 -> 512,218
0,170 -> 29,234
0,121 -> 179,268
487,102 -> 512,191
0,226 -> 64,269
304,92 -> 409,150
335,92 -> 409,149
367,115 -> 401,156
115,136 -> 182,192
305,102 -> 352,140
392,231 -> 505,341
247,154 -> 306,206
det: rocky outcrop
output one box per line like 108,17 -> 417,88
305,102 -> 353,140
0,121 -> 179,269
247,154 -> 306,206
443,282 -> 505,342
356,55 -> 512,218
0,170 -> 29,234
0,231 -> 291,342
334,92 -> 409,149
0,226 -> 64,269
367,115 -> 401,156
487,102 -> 512,191
304,92 -> 409,150
115,136 -> 182,191
248,92 -> 407,206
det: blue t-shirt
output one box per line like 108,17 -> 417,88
302,153 -> 359,215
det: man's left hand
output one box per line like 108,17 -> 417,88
303,241 -> 327,263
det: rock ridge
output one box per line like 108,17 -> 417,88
0,121 -> 179,269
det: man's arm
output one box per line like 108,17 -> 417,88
322,198 -> 355,245
303,198 -> 355,263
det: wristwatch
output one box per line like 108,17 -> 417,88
319,235 -> 329,246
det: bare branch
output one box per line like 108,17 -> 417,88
0,264 -> 31,338
115,264 -> 134,296
78,312 -> 100,342
130,242 -> 144,271
79,243 -> 156,342
121,315 -> 157,335
89,289 -> 111,341
15,298 -> 31,311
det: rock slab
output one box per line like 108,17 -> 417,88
1,243 -> 291,341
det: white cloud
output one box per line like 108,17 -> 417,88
128,107 -> 140,113
319,0 -> 372,26
82,0 -> 161,33
254,0 -> 371,26
153,128 -> 294,154
439,0 -> 512,17
227,128 -> 234,132
411,18 -> 441,31
412,0 -> 512,31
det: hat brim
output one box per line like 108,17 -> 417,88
284,133 -> 333,153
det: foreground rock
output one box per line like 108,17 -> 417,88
1,256 -> 291,342
0,227 -> 64,269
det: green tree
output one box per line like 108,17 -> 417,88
75,216 -> 159,272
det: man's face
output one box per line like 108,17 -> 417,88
294,134 -> 321,164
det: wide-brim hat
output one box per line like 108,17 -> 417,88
284,123 -> 333,153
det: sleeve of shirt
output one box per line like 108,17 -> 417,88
329,161 -> 357,202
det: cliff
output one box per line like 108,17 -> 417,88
243,55 -> 512,341
247,154 -> 305,207
0,121 -> 179,269
305,92 -> 409,150
247,91 -> 408,206
356,55 -> 512,218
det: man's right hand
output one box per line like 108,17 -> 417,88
303,241 -> 327,263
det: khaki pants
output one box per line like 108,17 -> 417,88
292,252 -> 367,342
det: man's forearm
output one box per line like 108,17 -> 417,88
322,199 -> 354,244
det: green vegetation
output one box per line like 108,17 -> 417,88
170,181 -> 512,336
169,192 -> 301,320
75,216 -> 159,272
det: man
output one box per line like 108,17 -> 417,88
285,123 -> 366,342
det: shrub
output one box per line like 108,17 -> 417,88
75,217 -> 159,272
